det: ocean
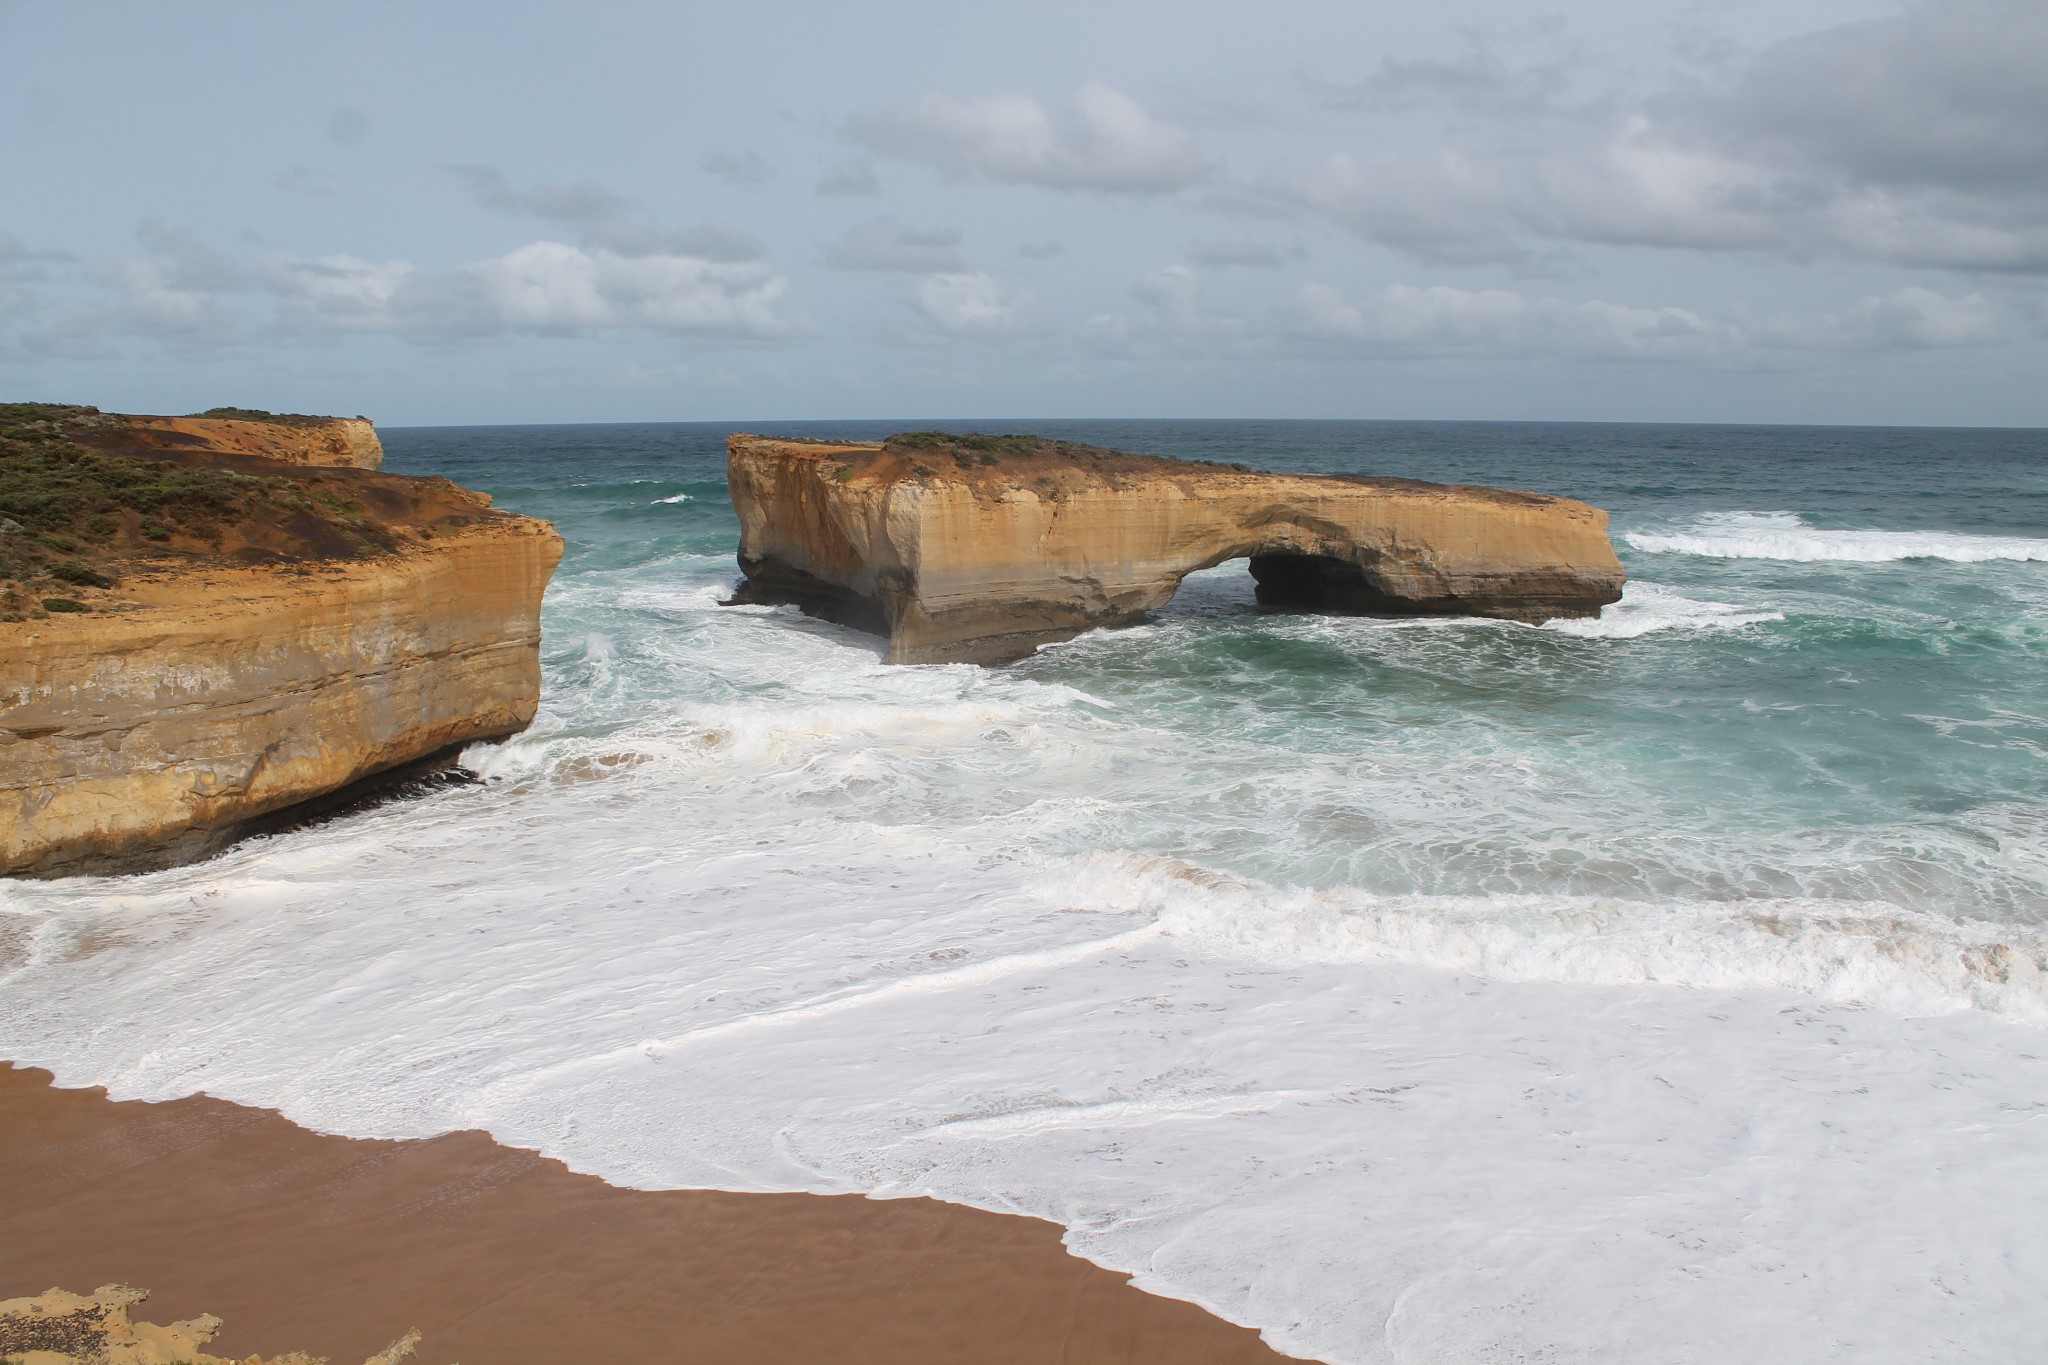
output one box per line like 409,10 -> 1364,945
5,419 -> 2047,1363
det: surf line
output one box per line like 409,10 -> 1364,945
490,922 -> 1171,1090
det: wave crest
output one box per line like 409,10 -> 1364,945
1043,853 -> 2048,1024
1626,511 -> 2048,564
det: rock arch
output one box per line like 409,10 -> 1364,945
726,433 -> 1625,665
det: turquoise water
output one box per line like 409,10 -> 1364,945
394,418 -> 2048,931
7,418 -> 2047,1363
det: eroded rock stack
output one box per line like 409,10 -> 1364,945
727,431 -> 1625,664
1,405 -> 560,877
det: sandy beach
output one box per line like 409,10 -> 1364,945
0,1063 -> 1294,1364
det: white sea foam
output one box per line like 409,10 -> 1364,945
4,546 -> 2046,1364
1628,510 -> 2048,563
1541,580 -> 1784,638
1052,852 -> 2048,1024
5,815 -> 2046,1365
650,491 -> 694,503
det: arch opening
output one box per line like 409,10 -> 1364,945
1245,551 -> 1408,616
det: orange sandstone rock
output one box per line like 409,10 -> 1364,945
107,414 -> 386,469
0,412 -> 560,877
726,432 -> 1625,664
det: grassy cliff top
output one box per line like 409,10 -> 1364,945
188,405 -> 366,427
882,430 -> 1255,474
0,403 -> 489,623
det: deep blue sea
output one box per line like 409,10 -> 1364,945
7,419 -> 2047,1363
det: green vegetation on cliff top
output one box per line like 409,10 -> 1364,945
883,430 -> 1253,474
0,403 -> 394,622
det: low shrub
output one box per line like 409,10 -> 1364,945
47,561 -> 113,587
191,406 -> 338,427
41,596 -> 88,612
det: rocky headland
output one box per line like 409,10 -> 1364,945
727,431 -> 1626,664
0,404 -> 561,877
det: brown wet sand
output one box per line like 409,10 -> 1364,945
0,1063 -> 1301,1364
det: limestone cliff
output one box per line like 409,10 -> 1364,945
107,410 -> 386,469
727,432 -> 1625,664
1,405 -> 560,877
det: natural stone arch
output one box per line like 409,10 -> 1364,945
726,433 -> 1625,665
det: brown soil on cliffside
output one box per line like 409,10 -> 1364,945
0,404 -> 499,623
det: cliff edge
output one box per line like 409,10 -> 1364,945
1,403 -> 560,877
726,431 -> 1625,664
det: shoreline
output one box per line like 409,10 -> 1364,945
0,1062 -> 1299,1364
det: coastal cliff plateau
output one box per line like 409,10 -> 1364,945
727,431 -> 1626,664
1,404 -> 560,877
104,409 -> 386,469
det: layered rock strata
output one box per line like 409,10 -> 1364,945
1,413 -> 559,877
727,432 -> 1626,664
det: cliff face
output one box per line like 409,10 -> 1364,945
1,408 -> 560,877
727,433 -> 1625,665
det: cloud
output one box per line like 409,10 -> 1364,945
913,272 -> 1053,337
823,217 -> 967,273
846,81 -> 1206,193
1290,283 -> 1723,358
1018,240 -> 1066,259
1267,2 -> 2048,273
1284,281 -> 2010,359
1264,152 -> 1525,266
1136,265 -> 1199,331
1758,286 -> 2009,350
1723,0 -> 2048,197
95,219 -> 244,340
262,240 -> 801,341
1187,237 -> 1296,269
698,148 -> 775,188
0,229 -> 73,270
816,157 -> 880,196
448,164 -> 764,261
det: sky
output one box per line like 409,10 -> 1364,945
2,0 -> 2044,427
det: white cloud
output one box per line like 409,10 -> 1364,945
847,81 -> 1206,193
914,272 -> 1053,337
1286,281 -> 2009,359
264,241 -> 800,340
1760,287 -> 2009,350
1265,152 -> 1525,266
1290,283 -> 1721,358
97,220 -> 244,339
823,217 -> 967,273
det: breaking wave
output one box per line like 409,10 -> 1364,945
1626,511 -> 2048,563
